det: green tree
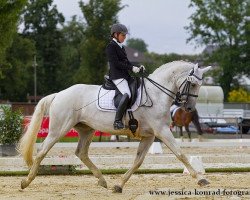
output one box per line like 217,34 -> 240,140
185,0 -> 249,99
75,0 -> 124,84
0,34 -> 36,101
243,7 -> 250,72
0,0 -> 27,76
22,0 -> 65,95
59,16 -> 86,88
126,38 -> 148,53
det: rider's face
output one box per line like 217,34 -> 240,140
115,33 -> 126,43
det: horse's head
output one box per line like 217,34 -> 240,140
176,63 -> 211,112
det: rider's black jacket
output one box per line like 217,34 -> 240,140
106,40 -> 133,80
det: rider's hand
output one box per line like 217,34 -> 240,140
132,66 -> 140,73
139,65 -> 146,71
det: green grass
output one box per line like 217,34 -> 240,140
1,167 -> 250,176
76,167 -> 250,174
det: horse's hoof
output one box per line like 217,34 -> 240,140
98,179 -> 107,188
21,179 -> 28,189
113,185 -> 123,193
198,135 -> 203,142
198,179 -> 210,186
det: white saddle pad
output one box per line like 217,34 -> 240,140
96,86 -> 142,112
170,105 -> 180,118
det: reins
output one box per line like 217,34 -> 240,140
145,77 -> 176,99
138,71 -> 182,107
138,68 -> 200,108
137,71 -> 177,108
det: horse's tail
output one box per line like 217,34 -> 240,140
18,93 -> 57,167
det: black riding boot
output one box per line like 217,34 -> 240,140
113,93 -> 129,130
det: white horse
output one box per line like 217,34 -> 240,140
18,60 -> 211,193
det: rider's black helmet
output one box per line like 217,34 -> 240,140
111,23 -> 128,36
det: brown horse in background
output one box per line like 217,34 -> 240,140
170,107 -> 203,141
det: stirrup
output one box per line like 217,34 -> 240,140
113,121 -> 125,130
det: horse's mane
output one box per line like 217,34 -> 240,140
151,60 -> 195,77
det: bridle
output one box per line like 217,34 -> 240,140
139,67 -> 202,108
175,68 -> 202,106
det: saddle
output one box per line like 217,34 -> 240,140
102,75 -> 141,109
101,75 -> 141,133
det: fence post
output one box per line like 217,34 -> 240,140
235,117 -> 239,138
239,117 -> 243,138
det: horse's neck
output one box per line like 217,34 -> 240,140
144,70 -> 177,112
151,63 -> 193,91
144,62 -> 192,112
148,76 -> 177,97
148,66 -> 179,94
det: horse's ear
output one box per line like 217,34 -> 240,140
194,63 -> 199,71
201,66 -> 212,74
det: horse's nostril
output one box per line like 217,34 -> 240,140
187,107 -> 192,111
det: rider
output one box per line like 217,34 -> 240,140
106,23 -> 144,130
169,99 -> 181,130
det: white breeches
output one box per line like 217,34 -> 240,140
112,78 -> 131,98
170,104 -> 179,113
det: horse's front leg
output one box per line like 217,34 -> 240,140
156,125 -> 210,187
113,135 -> 155,193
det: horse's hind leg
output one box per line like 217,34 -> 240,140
113,135 -> 155,193
21,134 -> 60,189
185,125 -> 191,142
156,125 -> 209,186
192,112 -> 203,141
179,126 -> 184,142
74,125 -> 107,188
21,119 -> 74,189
